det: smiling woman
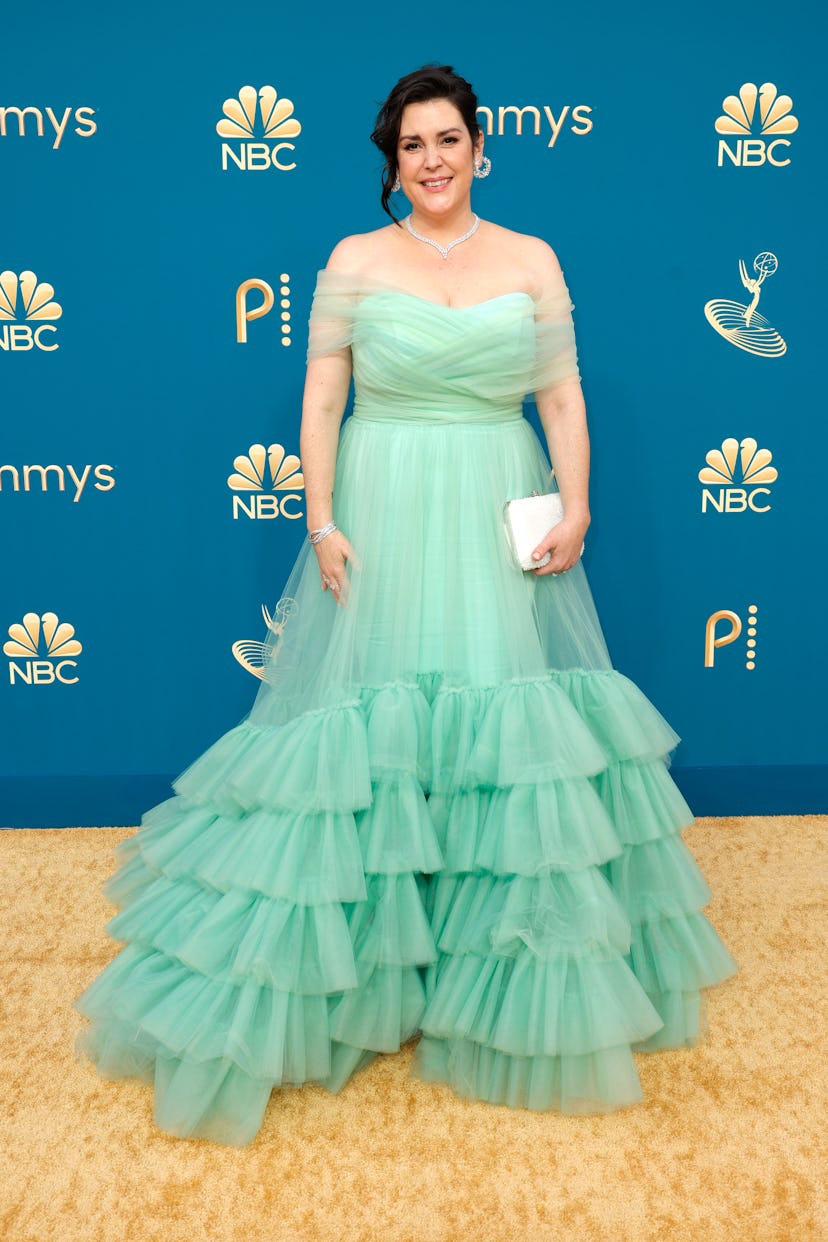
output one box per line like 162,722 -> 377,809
73,63 -> 738,1146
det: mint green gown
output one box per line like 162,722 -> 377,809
73,268 -> 738,1146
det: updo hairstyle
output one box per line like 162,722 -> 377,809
370,64 -> 482,222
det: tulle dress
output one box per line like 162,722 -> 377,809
73,266 -> 738,1146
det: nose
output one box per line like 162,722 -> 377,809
422,143 -> 443,168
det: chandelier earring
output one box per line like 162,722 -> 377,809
391,170 -> 401,192
473,155 -> 492,179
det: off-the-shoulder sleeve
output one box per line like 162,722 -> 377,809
306,269 -> 360,361
528,270 -> 581,396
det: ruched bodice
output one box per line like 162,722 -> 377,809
306,268 -> 583,425
350,292 -> 534,425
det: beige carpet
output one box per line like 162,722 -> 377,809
0,816 -> 825,1242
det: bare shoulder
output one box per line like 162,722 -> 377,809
483,221 -> 564,280
325,226 -> 398,274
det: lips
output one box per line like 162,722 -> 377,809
421,177 -> 452,191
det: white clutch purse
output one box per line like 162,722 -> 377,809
502,487 -> 585,572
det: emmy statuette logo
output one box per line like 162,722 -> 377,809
236,273 -> 291,347
699,438 -> 778,514
227,444 -> 304,520
705,605 -> 759,670
4,612 -> 82,685
0,104 -> 97,148
715,82 -> 798,166
217,86 -> 301,171
476,102 -> 593,148
0,271 -> 62,352
704,253 -> 786,357
232,598 -> 298,681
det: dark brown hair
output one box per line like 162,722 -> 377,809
370,64 -> 482,222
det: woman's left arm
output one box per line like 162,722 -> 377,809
527,231 -> 591,576
532,375 -> 591,576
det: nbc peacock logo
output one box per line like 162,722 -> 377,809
715,82 -> 798,167
232,598 -> 298,681
699,438 -> 778,514
227,443 -> 304,520
216,85 -> 301,172
704,253 -> 786,357
4,612 -> 82,685
0,270 -> 62,352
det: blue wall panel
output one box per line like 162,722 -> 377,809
2,0 -> 825,824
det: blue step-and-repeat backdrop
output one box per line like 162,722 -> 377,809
2,1 -> 825,825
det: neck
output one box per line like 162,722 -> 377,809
408,203 -> 476,241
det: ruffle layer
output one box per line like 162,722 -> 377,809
419,948 -> 664,1056
550,669 -> 682,763
413,670 -> 737,1108
431,676 -> 608,791
74,669 -> 737,1142
412,1033 -> 649,1113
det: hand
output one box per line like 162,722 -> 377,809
531,515 -> 589,577
313,529 -> 362,606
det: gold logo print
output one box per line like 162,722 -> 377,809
475,103 -> 593,148
232,598 -> 298,681
4,612 -> 82,685
714,83 -> 798,135
699,438 -> 778,514
216,86 -> 301,171
715,83 -> 798,166
703,253 -> 786,357
236,273 -> 291,346
0,105 -> 97,148
227,444 -> 304,492
698,438 -> 777,488
0,271 -> 62,321
705,605 -> 758,670
216,87 -> 301,139
0,270 -> 62,352
227,444 -> 304,520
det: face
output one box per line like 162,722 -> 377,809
396,97 -> 484,218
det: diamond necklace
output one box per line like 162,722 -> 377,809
404,213 -> 480,260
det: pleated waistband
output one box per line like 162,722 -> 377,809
351,403 -> 524,426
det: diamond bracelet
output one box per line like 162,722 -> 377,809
308,521 -> 337,545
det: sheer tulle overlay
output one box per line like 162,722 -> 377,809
73,269 -> 738,1145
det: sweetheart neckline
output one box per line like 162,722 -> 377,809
363,289 -> 535,312
313,268 -> 537,312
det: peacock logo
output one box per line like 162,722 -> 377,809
232,598 -> 298,681
216,85 -> 301,172
0,270 -> 62,352
227,443 -> 304,521
715,82 -> 798,167
4,612 -> 82,685
699,437 -> 778,514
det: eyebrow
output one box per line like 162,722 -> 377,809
399,127 -> 463,141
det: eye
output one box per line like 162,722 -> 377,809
442,135 -> 459,144
402,141 -> 420,152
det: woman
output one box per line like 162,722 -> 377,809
73,65 -> 737,1146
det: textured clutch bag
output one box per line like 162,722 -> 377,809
502,489 -> 585,572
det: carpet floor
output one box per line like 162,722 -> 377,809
0,816 -> 825,1242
